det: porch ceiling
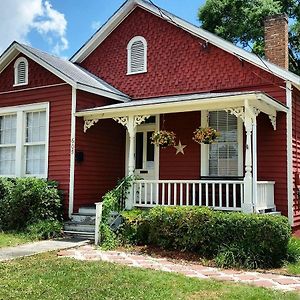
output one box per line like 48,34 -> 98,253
75,91 -> 288,120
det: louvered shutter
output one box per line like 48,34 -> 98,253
130,40 -> 145,73
208,111 -> 238,176
17,61 -> 26,84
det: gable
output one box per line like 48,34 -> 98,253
0,53 -> 63,93
80,7 -> 286,102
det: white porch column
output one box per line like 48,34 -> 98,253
252,114 -> 258,212
127,115 -> 136,177
243,105 -> 254,213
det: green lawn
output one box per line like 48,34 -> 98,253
0,232 -> 33,248
0,253 -> 298,300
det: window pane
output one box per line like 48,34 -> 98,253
25,145 -> 45,175
135,132 -> 143,169
0,147 -> 15,175
26,111 -> 46,143
146,131 -> 155,169
208,111 -> 238,176
0,114 -> 17,145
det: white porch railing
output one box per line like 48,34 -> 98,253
133,180 -> 244,211
132,180 -> 275,212
256,181 -> 275,211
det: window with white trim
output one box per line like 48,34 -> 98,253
127,36 -> 147,74
14,57 -> 28,86
25,111 -> 46,175
0,115 -> 17,175
0,103 -> 49,178
208,111 -> 241,176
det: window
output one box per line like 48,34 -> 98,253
201,111 -> 242,177
14,57 -> 28,86
0,103 -> 49,178
127,36 -> 147,74
0,115 -> 17,175
208,111 -> 241,176
25,111 -> 46,175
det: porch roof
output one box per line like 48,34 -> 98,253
75,91 -> 288,120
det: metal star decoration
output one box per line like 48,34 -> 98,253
174,140 -> 187,155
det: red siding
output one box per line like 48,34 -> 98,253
0,54 -> 63,92
74,91 -> 125,211
159,112 -> 201,180
80,7 -> 285,102
0,84 -> 72,209
292,87 -> 300,232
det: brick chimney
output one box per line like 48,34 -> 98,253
264,14 -> 289,69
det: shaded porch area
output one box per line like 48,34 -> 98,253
76,91 -> 288,214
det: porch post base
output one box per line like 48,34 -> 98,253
241,203 -> 254,214
125,188 -> 134,210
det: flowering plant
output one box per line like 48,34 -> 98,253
193,127 -> 220,144
151,130 -> 176,148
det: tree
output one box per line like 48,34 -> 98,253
198,0 -> 300,74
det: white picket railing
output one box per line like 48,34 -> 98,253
133,180 -> 244,211
132,180 -> 276,212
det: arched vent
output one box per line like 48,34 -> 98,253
127,36 -> 147,74
14,57 -> 28,86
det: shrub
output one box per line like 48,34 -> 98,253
119,209 -> 149,245
0,178 -> 63,231
26,220 -> 63,240
286,237 -> 300,263
120,206 -> 291,269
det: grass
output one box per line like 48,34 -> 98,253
0,253 -> 298,300
0,232 -> 33,248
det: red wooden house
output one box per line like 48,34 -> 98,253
1,0 -> 300,233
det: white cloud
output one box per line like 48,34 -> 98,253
91,21 -> 101,31
0,0 -> 68,56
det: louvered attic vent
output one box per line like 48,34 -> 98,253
127,36 -> 147,74
14,57 -> 28,86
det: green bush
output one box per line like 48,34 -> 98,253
286,237 -> 300,263
120,206 -> 291,269
0,178 -> 63,231
26,220 -> 63,240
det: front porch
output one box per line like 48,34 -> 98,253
76,91 -> 288,214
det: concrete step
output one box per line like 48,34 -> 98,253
265,211 -> 281,216
78,206 -> 96,216
64,222 -> 95,233
71,214 -> 96,223
64,230 -> 95,240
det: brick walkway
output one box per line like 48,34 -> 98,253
58,245 -> 300,292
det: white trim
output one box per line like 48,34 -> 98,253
200,110 -> 243,177
70,0 -> 300,88
0,83 -> 68,95
127,36 -> 147,75
68,87 -> 76,218
13,57 -> 28,86
0,102 -> 49,179
286,81 -> 294,225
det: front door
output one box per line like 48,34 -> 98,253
134,118 -> 157,180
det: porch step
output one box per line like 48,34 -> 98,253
78,206 -> 96,216
71,213 -> 96,223
264,211 -> 282,216
64,221 -> 95,233
64,230 -> 95,240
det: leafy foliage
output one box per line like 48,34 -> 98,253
121,206 -> 291,269
26,220 -> 63,240
99,175 -> 135,249
198,0 -> 300,74
0,178 -> 63,231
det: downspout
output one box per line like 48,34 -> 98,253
286,81 -> 293,225
68,87 -> 77,218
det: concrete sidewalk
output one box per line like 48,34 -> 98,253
0,238 -> 90,261
59,245 -> 300,292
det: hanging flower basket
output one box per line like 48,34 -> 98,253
151,130 -> 176,148
193,127 -> 220,144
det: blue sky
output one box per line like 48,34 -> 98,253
0,0 -> 205,59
